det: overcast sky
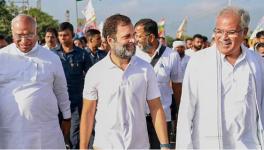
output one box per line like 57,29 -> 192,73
26,0 -> 264,39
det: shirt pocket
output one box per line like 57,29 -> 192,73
155,62 -> 170,82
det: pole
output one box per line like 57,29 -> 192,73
228,0 -> 232,6
75,1 -> 79,32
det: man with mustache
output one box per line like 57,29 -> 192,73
80,14 -> 169,149
134,18 -> 183,149
177,6 -> 264,149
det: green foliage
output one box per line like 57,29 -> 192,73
25,8 -> 59,40
0,2 -> 19,36
165,35 -> 174,48
0,2 -> 59,41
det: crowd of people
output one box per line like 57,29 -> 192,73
0,5 -> 264,149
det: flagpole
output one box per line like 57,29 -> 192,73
76,1 -> 79,32
228,0 -> 232,6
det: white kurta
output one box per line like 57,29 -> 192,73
83,54 -> 161,149
176,44 -> 264,149
0,43 -> 71,149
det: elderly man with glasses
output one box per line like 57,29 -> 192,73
176,6 -> 264,149
0,14 -> 71,149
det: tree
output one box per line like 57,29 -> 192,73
0,1 -> 18,36
0,2 -> 59,41
25,8 -> 59,40
165,35 -> 174,48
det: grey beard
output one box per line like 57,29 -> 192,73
115,47 -> 135,59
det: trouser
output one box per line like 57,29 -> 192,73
70,104 -> 95,149
170,95 -> 179,148
69,105 -> 82,149
146,115 -> 171,149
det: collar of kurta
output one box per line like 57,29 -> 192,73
15,42 -> 38,56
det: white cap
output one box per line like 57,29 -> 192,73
173,40 -> 185,49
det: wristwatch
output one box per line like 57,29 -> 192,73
160,143 -> 171,149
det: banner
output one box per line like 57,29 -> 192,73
158,18 -> 165,38
81,0 -> 97,32
176,17 -> 188,39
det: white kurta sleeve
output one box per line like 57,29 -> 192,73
53,57 -> 71,119
176,56 -> 198,149
170,51 -> 183,83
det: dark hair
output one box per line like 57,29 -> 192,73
58,22 -> 74,36
80,36 -> 87,44
135,18 -> 159,38
256,42 -> 264,50
103,14 -> 131,39
45,27 -> 58,38
256,31 -> 264,38
202,36 -> 208,42
193,34 -> 204,40
0,34 -> 5,40
185,37 -> 193,41
85,29 -> 101,41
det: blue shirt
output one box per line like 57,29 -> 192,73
87,48 -> 107,66
53,45 -> 92,107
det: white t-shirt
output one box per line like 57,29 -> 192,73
83,53 -> 160,149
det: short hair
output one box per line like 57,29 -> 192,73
193,34 -> 203,40
217,6 -> 250,29
80,36 -> 87,44
256,42 -> 264,51
185,37 -> 192,41
256,31 -> 264,38
45,27 -> 58,38
134,18 -> 159,38
85,29 -> 101,41
58,22 -> 74,36
0,34 -> 5,40
11,14 -> 37,30
202,36 -> 208,42
103,14 -> 131,39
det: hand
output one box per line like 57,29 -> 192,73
61,118 -> 71,137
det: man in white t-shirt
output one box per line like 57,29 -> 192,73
80,14 -> 169,149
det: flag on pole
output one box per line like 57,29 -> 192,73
250,16 -> 264,39
81,0 -> 97,32
158,18 -> 165,38
176,17 -> 188,39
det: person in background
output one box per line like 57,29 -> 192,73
73,37 -> 85,49
85,29 -> 107,65
0,14 -> 71,149
185,38 -> 192,49
43,27 -> 59,50
135,18 -> 183,149
176,6 -> 264,149
0,34 -> 8,49
256,42 -> 264,57
54,22 -> 92,149
159,36 -> 167,46
99,36 -> 111,52
185,34 -> 204,57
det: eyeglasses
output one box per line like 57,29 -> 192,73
213,28 -> 243,37
134,33 -> 150,39
13,33 -> 36,40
